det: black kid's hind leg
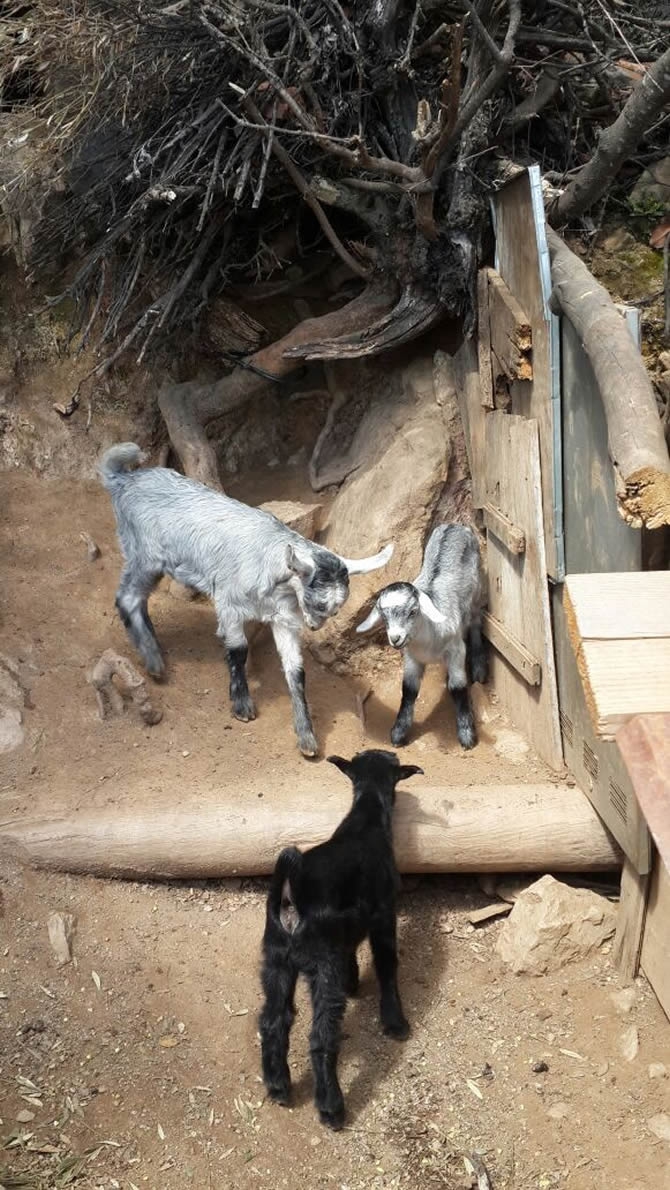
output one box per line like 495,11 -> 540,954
308,963 -> 347,1129
370,913 -> 409,1040
260,956 -> 298,1106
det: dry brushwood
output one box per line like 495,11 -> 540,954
2,1 -> 670,485
89,649 -> 163,726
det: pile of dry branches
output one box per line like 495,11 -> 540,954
1,1 -> 669,390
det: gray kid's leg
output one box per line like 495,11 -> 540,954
391,654 -> 425,747
271,622 -> 318,757
115,565 -> 164,678
445,636 -> 476,750
215,610 -> 256,722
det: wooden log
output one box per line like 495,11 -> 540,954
547,228 -> 670,530
487,268 -> 533,383
0,784 -> 621,881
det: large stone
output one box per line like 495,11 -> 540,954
312,352 -> 451,662
0,705 -> 24,754
496,874 -> 616,975
259,499 -> 322,540
629,156 -> 670,211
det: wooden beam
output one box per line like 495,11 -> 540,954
482,611 -> 541,686
0,783 -> 621,880
487,268 -> 533,383
612,857 -> 650,981
641,852 -> 670,1022
483,502 -> 526,554
617,714 -> 670,870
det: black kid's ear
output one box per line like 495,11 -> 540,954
327,755 -> 356,780
395,764 -> 424,783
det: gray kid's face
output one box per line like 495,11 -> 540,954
299,560 -> 350,630
377,586 -> 420,649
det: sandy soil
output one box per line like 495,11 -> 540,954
1,471 -> 670,1190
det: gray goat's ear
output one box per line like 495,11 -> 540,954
338,542 -> 394,576
355,603 -> 383,634
285,543 -> 315,579
327,755 -> 355,781
418,591 -> 447,624
395,764 -> 424,783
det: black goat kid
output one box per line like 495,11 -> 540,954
259,750 -> 422,1131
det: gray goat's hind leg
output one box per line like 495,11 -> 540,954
391,654 -> 425,746
271,622 -> 318,757
446,636 -> 476,750
216,615 -> 256,722
115,566 -> 165,678
468,618 -> 488,685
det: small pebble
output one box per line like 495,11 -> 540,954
649,1062 -> 667,1080
533,1060 -> 549,1073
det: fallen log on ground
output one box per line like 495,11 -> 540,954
0,783 -> 620,880
547,227 -> 670,530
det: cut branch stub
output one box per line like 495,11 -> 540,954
548,228 -> 670,529
89,650 -> 162,727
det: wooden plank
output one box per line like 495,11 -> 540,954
641,851 -> 670,1022
487,268 -> 533,382
551,589 -> 651,874
453,337 -> 487,508
570,637 -> 670,740
485,412 -> 563,769
612,857 -> 650,981
494,170 -> 561,578
483,503 -> 526,555
617,714 -> 670,870
482,611 -> 541,686
564,572 -> 670,639
477,268 -> 494,410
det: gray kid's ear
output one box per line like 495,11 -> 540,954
418,590 -> 447,624
337,542 -> 394,576
285,543 -> 315,579
395,764 -> 424,783
327,755 -> 356,781
355,603 -> 383,633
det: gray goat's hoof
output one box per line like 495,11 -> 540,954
299,737 -> 318,759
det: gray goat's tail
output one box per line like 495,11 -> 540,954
98,443 -> 146,489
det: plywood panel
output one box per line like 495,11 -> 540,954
493,167 -> 562,579
485,412 -> 562,770
641,852 -> 670,1022
618,714 -> 670,872
565,572 -> 670,638
551,589 -> 651,873
612,858 -> 649,981
453,337 -> 487,508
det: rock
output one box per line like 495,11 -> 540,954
547,1102 -> 570,1120
659,351 -> 670,372
610,987 -> 636,1013
648,1114 -> 670,1143
48,911 -> 76,967
16,1109 -> 35,1123
619,1024 -> 639,1062
630,156 -> 670,210
532,1060 -> 549,1073
258,500 -> 322,540
495,874 -> 616,975
313,354 -> 451,662
0,704 -> 24,753
649,1063 -> 667,1080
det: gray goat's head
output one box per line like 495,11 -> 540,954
286,542 -> 394,631
356,581 -> 445,648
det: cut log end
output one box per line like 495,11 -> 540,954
617,467 -> 670,529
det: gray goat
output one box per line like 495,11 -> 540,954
356,524 -> 486,750
99,444 -> 393,756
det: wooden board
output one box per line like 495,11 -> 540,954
493,168 -> 563,579
484,411 -> 563,769
612,857 -> 650,981
641,851 -> 670,1022
487,268 -> 532,382
551,589 -> 651,873
565,572 -> 669,639
564,573 -> 670,739
0,782 -> 621,879
617,714 -> 670,871
477,268 -> 494,410
453,336 -> 487,508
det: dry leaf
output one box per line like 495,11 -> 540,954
48,912 -> 76,967
157,1123 -> 165,1141
159,1035 -> 179,1048
91,971 -> 102,992
466,1078 -> 483,1100
650,219 -> 670,250
559,1048 -> 585,1061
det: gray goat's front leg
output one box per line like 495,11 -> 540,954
391,654 -> 425,747
216,614 -> 256,722
445,636 -> 476,750
271,622 -> 318,757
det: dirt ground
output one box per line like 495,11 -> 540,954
2,471 -> 670,1190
